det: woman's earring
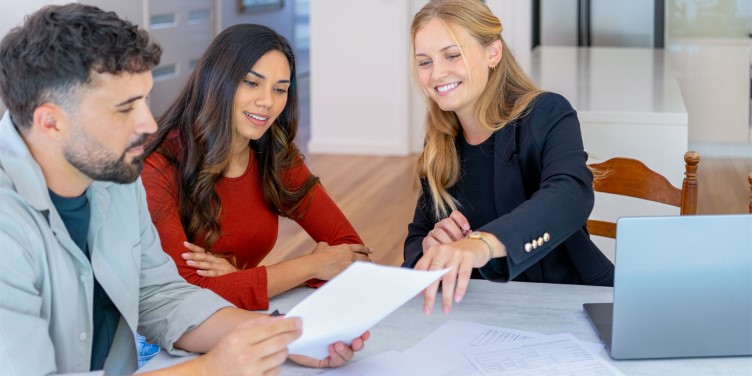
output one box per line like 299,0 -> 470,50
490,65 -> 496,71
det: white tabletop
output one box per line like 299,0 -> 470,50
141,280 -> 752,375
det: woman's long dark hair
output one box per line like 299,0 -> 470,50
145,24 -> 318,249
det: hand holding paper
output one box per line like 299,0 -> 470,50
285,262 -> 450,359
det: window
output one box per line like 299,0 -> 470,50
238,0 -> 284,13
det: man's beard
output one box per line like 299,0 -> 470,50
64,132 -> 149,184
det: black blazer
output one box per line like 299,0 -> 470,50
403,92 -> 614,286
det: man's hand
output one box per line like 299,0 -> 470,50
194,316 -> 302,375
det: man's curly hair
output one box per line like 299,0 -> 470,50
0,3 -> 162,128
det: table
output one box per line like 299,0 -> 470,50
140,281 -> 752,375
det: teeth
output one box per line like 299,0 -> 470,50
437,82 -> 459,93
244,112 -> 267,121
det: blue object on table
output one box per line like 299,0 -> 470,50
136,333 -> 161,368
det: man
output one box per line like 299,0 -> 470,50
0,4 -> 367,375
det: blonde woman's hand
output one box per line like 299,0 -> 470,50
310,242 -> 373,280
415,236 -> 496,315
422,211 -> 471,251
181,241 -> 239,277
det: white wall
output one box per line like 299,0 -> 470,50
488,0 -> 533,72
0,0 -> 71,38
0,0 -> 73,114
0,0 -> 144,114
308,0 -> 533,156
308,0 -> 414,155
408,0 -> 429,154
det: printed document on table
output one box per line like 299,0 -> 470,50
403,320 -> 541,376
285,262 -> 449,359
403,321 -> 603,376
462,333 -> 624,376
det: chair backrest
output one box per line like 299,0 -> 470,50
748,172 -> 751,214
586,151 -> 700,238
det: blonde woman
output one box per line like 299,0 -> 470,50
403,0 -> 614,315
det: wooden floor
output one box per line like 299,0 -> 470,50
696,158 -> 752,215
263,155 -> 751,268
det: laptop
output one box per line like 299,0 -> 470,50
584,214 -> 752,360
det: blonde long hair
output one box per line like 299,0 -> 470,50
412,0 -> 543,219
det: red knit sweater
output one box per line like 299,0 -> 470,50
142,146 -> 362,310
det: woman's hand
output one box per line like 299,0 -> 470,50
422,211 -> 471,251
196,315 -> 302,376
415,234 -> 502,315
289,331 -> 370,368
181,241 -> 239,277
310,242 -> 373,280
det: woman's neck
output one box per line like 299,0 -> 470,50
456,112 -> 493,145
225,142 -> 251,178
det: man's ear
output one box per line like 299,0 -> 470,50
31,103 -> 66,139
487,39 -> 503,69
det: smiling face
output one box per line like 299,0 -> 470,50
414,19 -> 494,119
232,49 -> 291,148
60,71 -> 156,184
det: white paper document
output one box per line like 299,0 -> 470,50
285,262 -> 449,359
462,333 -> 624,376
319,320 -> 610,376
403,320 -> 542,376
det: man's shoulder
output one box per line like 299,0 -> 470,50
0,173 -> 47,253
0,162 -> 13,191
0,164 -> 31,215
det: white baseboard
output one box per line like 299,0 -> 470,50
689,143 -> 752,159
307,138 -> 411,156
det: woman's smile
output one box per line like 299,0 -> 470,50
435,81 -> 462,96
243,111 -> 269,127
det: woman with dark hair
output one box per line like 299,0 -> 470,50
142,24 -> 371,310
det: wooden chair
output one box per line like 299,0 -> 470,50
748,172 -> 751,214
586,151 -> 700,238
